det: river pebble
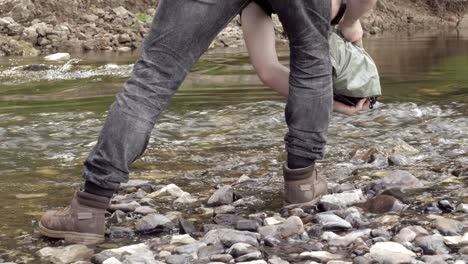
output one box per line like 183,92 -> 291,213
415,235 -> 450,255
135,214 -> 173,233
316,213 -> 352,230
432,216 -> 464,235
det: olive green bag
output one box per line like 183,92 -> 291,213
329,31 -> 381,108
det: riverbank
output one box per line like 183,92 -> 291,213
0,0 -> 467,56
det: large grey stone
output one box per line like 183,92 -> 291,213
135,214 -> 173,232
37,245 -> 94,264
369,242 -> 416,263
227,243 -> 258,258
202,228 -> 259,247
316,213 -> 352,230
207,186 -> 234,206
415,235 -> 450,255
433,217 -> 463,235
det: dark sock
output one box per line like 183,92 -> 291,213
287,153 -> 315,169
84,181 -> 115,198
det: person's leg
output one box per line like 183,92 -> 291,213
241,2 -> 289,97
40,0 -> 249,244
83,0 -> 250,194
269,0 -> 333,204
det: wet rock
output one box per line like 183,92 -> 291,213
214,214 -> 246,227
207,185 -> 234,206
237,261 -> 267,264
322,229 -> 371,247
226,242 -> 256,257
174,192 -> 197,204
102,258 -> 121,264
332,183 -> 355,193
178,217 -> 196,235
236,219 -> 260,232
388,155 -> 411,166
202,229 -> 259,247
258,225 -> 279,238
433,216 -> 463,235
268,256 -> 289,264
44,52 -> 70,61
134,206 -> 158,215
120,180 -> 152,189
370,228 -> 392,240
166,254 -> 193,264
37,244 -> 94,264
415,235 -> 450,255
174,242 -> 206,254
22,64 -> 50,71
210,254 -> 233,262
264,216 -> 285,226
300,251 -> 343,262
368,170 -> 422,193
358,194 -> 407,214
236,251 -> 263,262
457,203 -> 468,213
421,254 -> 452,263
232,196 -> 265,208
276,216 -> 304,239
460,246 -> 468,254
353,256 -> 372,264
147,184 -> 185,198
110,201 -> 140,212
319,190 -> 366,209
263,236 -> 281,247
170,234 -> 196,245
135,214 -> 173,233
108,226 -> 135,239
108,210 -> 126,224
369,242 -> 416,263
203,224 -> 230,233
316,213 -> 352,230
437,200 -> 455,213
198,244 -> 225,259
393,227 -> 417,244
214,205 -> 236,215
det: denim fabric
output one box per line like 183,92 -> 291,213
84,0 -> 333,190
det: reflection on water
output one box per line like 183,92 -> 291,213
0,30 -> 467,258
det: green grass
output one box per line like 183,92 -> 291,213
135,13 -> 153,23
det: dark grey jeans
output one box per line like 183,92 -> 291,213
83,0 -> 333,190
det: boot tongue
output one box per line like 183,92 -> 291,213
283,164 -> 316,181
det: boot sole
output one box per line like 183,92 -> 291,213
38,222 -> 104,244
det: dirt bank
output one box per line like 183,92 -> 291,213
0,0 -> 467,56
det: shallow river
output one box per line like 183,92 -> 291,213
0,29 -> 467,260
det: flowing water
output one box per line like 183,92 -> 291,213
0,29 -> 467,260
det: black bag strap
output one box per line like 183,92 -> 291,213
331,0 -> 347,25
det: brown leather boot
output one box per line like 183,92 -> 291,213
39,191 -> 109,244
283,164 -> 328,208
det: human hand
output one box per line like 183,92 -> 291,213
338,19 -> 363,47
333,98 -> 370,115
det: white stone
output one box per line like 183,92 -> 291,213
237,175 -> 251,183
102,257 -> 122,264
170,234 -> 197,245
320,189 -> 366,207
444,236 -> 463,246
322,229 -> 371,247
299,251 -> 342,262
264,216 -> 284,226
369,242 -> 416,264
44,52 -> 70,61
457,203 -> 468,213
37,244 -> 94,264
147,183 -> 185,198
102,243 -> 149,255
174,192 -> 197,204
